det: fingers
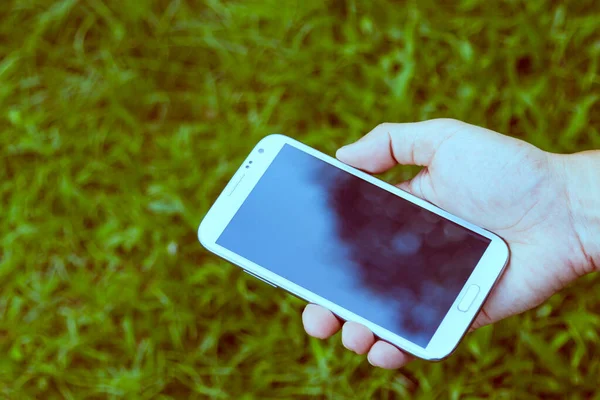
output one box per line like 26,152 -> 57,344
368,340 -> 414,369
336,119 -> 466,173
302,304 -> 341,339
341,321 -> 375,354
395,170 -> 429,199
303,305 -> 413,369
341,323 -> 413,369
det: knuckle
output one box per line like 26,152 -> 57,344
376,122 -> 393,131
430,118 -> 465,128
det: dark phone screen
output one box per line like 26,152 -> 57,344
217,144 -> 490,347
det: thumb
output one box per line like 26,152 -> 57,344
336,119 -> 465,173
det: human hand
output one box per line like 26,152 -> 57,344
302,119 -> 599,369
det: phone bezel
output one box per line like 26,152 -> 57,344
198,134 -> 509,361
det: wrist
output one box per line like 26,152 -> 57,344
555,151 -> 600,275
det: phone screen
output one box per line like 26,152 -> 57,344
217,144 -> 490,347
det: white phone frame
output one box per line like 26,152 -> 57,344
198,134 -> 510,361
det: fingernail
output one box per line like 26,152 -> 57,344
367,353 -> 378,367
342,341 -> 353,352
342,339 -> 359,355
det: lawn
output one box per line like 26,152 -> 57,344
1,0 -> 599,398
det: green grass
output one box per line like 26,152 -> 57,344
1,0 -> 599,398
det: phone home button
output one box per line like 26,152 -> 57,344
457,284 -> 480,312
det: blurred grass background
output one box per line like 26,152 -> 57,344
1,0 -> 599,398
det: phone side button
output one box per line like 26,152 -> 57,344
457,284 -> 480,312
243,270 -> 278,288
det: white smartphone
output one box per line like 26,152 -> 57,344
198,134 -> 509,361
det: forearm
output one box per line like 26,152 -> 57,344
557,150 -> 600,275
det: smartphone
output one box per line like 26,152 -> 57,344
198,134 -> 509,361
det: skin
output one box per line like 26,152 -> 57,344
301,119 -> 600,369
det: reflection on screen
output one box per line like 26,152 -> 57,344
217,144 -> 490,347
